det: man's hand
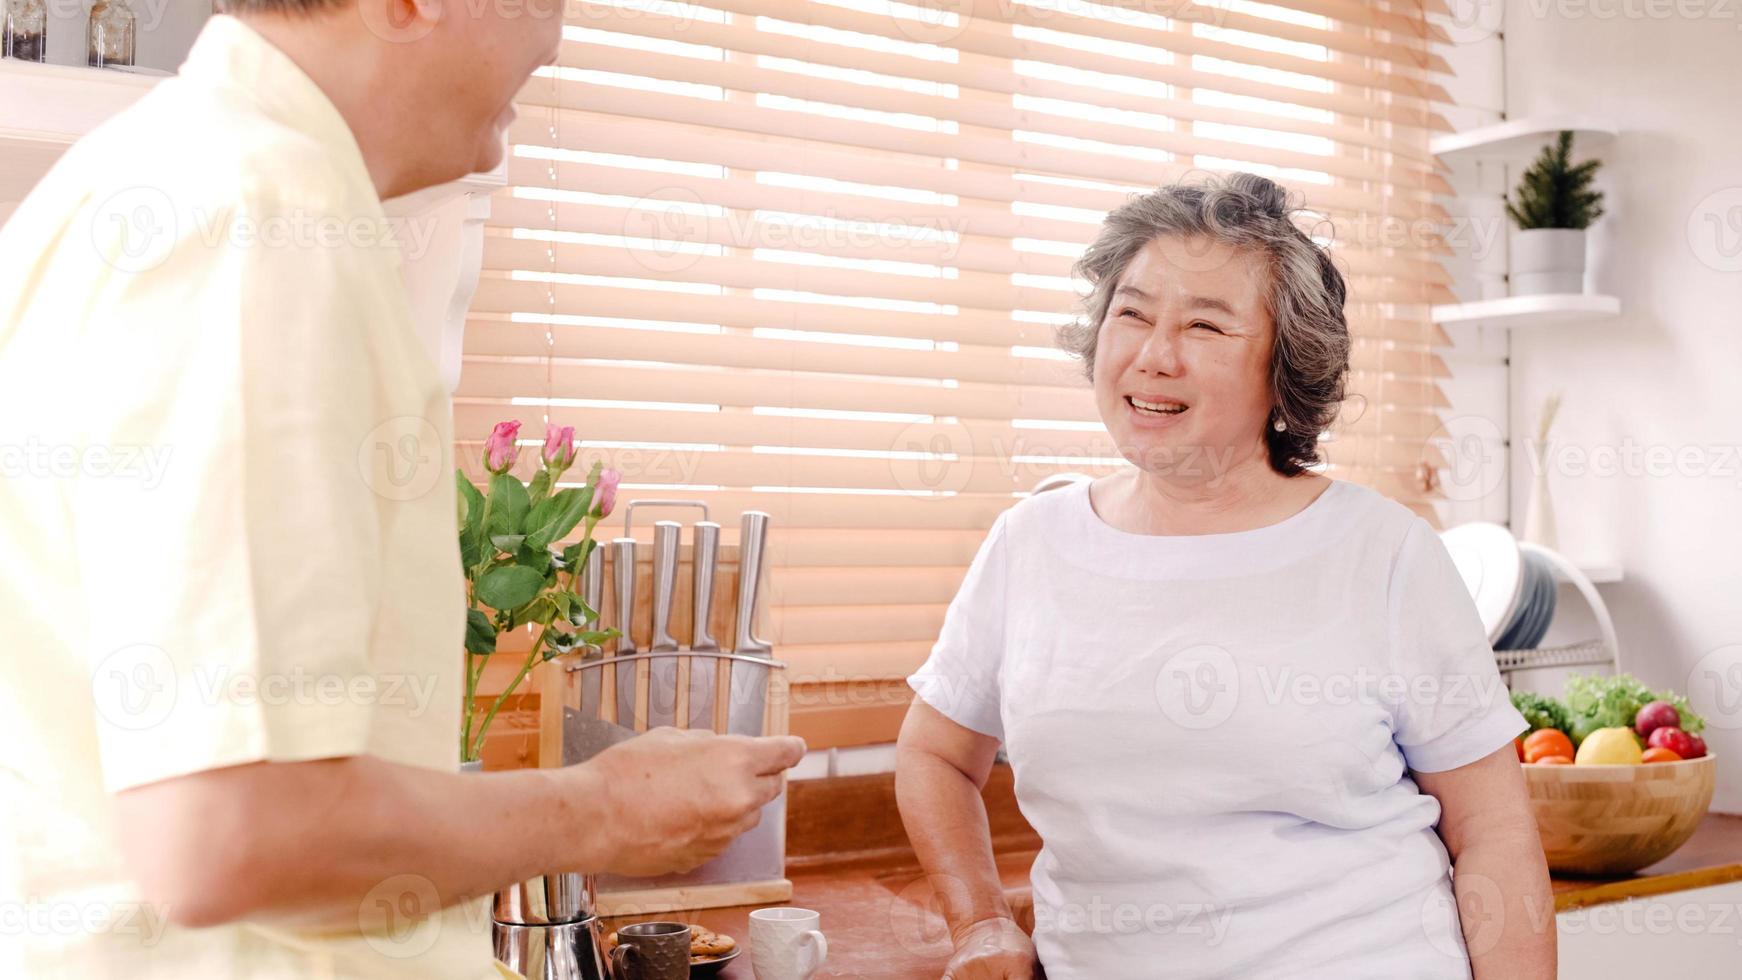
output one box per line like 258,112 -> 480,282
943,917 -> 1038,980
582,728 -> 807,876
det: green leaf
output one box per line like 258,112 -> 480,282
464,608 -> 498,655
549,592 -> 574,620
524,487 -> 593,551
561,537 -> 597,573
515,542 -> 556,579
577,629 -> 620,646
568,594 -> 599,625
528,468 -> 553,507
476,564 -> 544,611
491,534 -> 526,552
509,594 -> 558,630
457,473 -> 487,570
487,472 -> 531,539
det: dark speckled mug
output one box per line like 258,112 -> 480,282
610,921 -> 691,980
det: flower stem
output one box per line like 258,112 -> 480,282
466,547 -> 591,762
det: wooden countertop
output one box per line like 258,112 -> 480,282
606,806 -> 1742,978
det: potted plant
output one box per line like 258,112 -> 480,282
1505,130 -> 1606,296
456,420 -> 622,767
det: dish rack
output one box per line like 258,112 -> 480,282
1493,542 -> 1621,676
535,500 -> 792,916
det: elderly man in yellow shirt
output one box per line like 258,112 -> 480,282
0,2 -> 805,978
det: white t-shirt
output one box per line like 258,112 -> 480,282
908,478 -> 1528,980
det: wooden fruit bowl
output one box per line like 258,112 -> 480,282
1523,754 -> 1716,876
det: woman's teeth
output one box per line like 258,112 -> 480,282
1128,396 -> 1188,416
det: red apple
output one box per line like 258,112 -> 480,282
1685,732 -> 1708,759
1634,700 -> 1681,739
1647,726 -> 1697,759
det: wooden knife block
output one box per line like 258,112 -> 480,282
536,538 -> 793,915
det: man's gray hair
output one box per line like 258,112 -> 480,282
1057,172 -> 1351,477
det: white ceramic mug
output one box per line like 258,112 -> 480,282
748,907 -> 828,980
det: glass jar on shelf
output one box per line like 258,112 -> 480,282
87,0 -> 136,68
3,0 -> 47,63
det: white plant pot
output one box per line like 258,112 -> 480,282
1510,228 -> 1587,295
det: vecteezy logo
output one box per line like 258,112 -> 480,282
358,415 -> 444,502
359,874 -> 443,959
90,186 -> 178,274
889,0 -> 973,45
1688,644 -> 1742,730
621,187 -> 708,274
1427,414 -> 1507,503
1154,644 -> 1238,730
1688,187 -> 1742,273
90,643 -> 177,731
1439,0 -> 1504,46
886,419 -> 974,496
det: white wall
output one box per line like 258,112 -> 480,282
39,0 -> 209,73
1437,0 -> 1742,813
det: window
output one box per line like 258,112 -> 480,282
464,0 -> 1457,754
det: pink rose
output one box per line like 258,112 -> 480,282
484,420 -> 521,475
542,423 -> 577,470
595,468 -> 621,518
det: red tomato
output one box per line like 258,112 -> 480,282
1647,726 -> 1697,759
1685,733 -> 1708,759
1642,747 -> 1682,764
1523,729 -> 1575,764
1535,755 -> 1574,765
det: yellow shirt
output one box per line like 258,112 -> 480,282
0,16 -> 501,979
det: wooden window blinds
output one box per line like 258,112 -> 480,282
461,0 -> 1457,758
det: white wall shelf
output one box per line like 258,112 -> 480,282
0,60 -> 161,215
1432,293 -> 1620,329
1431,114 -> 1616,166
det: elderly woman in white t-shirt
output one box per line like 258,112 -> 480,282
896,173 -> 1553,980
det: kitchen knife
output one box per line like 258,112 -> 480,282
559,544 -> 608,766
610,536 -> 638,729
726,511 -> 772,738
644,520 -> 682,729
684,521 -> 722,731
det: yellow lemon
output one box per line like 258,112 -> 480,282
1574,727 -> 1644,765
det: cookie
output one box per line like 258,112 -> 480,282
689,928 -> 736,958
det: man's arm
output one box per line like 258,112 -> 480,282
116,728 -> 805,929
1413,745 -> 1556,980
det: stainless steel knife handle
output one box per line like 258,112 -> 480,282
690,521 -> 721,652
610,538 -> 637,656
649,521 -> 681,653
610,537 -> 639,727
733,511 -> 772,657
580,544 -> 604,639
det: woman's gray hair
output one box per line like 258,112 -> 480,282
1057,172 -> 1350,477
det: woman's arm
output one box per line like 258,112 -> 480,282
1413,744 -> 1556,980
895,699 -> 1037,980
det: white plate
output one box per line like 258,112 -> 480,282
1439,522 -> 1522,644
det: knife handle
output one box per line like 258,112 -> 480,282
649,521 -> 681,652
610,538 -> 637,656
733,511 -> 772,656
580,545 -> 604,647
691,522 -> 721,651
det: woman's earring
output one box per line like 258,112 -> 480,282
1272,415 -> 1287,432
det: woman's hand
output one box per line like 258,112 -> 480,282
943,916 -> 1038,980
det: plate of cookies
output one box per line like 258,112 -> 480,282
687,926 -> 739,976
603,924 -> 739,976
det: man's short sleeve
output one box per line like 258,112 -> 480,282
1386,519 -> 1529,773
906,510 -> 1010,741
74,196 -> 388,792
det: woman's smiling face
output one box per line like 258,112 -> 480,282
1092,234 -> 1277,484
